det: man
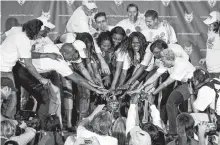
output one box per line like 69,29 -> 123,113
142,10 -> 177,44
200,11 -> 220,78
94,12 -> 114,34
66,0 -> 98,34
123,40 -> 188,91
116,3 -> 145,36
190,69 -> 220,123
120,9 -> 178,89
126,94 -> 152,145
1,19 -> 49,118
130,49 -> 195,137
1,77 -> 18,122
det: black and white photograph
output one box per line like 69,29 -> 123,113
0,0 -> 220,145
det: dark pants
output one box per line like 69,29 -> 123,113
166,84 -> 190,135
13,62 -> 59,128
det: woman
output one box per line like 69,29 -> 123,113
200,11 -> 220,78
118,32 -> 148,87
70,105 -> 118,145
96,31 -> 114,87
112,117 -> 127,145
76,32 -> 103,86
0,120 -> 36,145
109,26 -> 128,91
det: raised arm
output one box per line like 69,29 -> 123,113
110,61 -> 123,90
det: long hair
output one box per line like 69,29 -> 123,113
76,32 -> 98,62
110,26 -> 127,48
96,31 -> 114,51
22,19 -> 43,40
127,32 -> 148,64
114,37 -> 129,55
87,111 -> 113,136
0,120 -> 16,139
112,117 -> 127,145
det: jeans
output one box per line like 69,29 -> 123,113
13,62 -> 60,128
166,89 -> 184,135
1,71 -> 17,118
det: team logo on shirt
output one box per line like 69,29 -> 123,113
153,32 -> 166,42
207,37 -> 215,49
66,0 -> 75,6
184,11 -> 193,23
161,0 -> 171,7
208,0 -> 217,7
114,0 -> 123,6
17,0 -> 26,5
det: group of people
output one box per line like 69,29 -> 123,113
1,0 -> 220,145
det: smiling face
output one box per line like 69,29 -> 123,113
96,16 -> 108,31
60,44 -> 79,61
152,47 -> 162,59
127,6 -> 138,22
145,16 -> 158,29
101,40 -> 112,52
112,33 -> 123,47
132,36 -> 140,52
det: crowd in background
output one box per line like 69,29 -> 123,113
1,0 -> 220,145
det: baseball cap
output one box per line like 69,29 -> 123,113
37,17 -> 55,30
73,40 -> 87,58
1,77 -> 18,92
129,126 -> 152,145
82,0 -> 97,10
60,33 -> 76,43
203,11 -> 220,25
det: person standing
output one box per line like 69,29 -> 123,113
200,11 -> 220,79
1,19 -> 50,118
66,0 -> 98,34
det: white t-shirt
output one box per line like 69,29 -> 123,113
32,43 -> 73,77
193,78 -> 220,116
115,49 -> 130,70
77,126 -> 118,145
5,26 -> 22,37
141,43 -> 188,71
206,31 -> 220,73
116,18 -> 146,36
0,32 -> 32,72
141,23 -> 177,44
157,57 -> 195,82
66,6 -> 92,33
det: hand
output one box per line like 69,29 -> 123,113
198,121 -> 208,135
92,77 -> 101,85
118,83 -> 130,90
127,88 -> 142,95
199,58 -> 206,65
95,88 -> 109,95
103,76 -> 111,87
46,53 -> 63,61
88,81 -> 104,89
101,62 -> 110,75
19,121 -> 27,129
